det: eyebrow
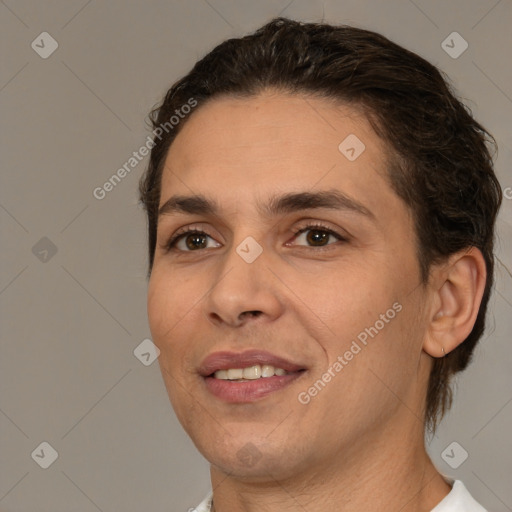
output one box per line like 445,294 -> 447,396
158,190 -> 375,220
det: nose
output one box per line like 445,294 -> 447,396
204,242 -> 284,328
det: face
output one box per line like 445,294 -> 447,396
147,91 -> 432,480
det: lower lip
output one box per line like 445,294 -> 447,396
204,373 -> 304,403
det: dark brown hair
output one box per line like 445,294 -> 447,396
139,17 -> 502,432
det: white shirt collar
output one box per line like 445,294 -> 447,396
431,479 -> 487,511
190,492 -> 212,512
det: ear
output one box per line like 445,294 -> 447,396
423,247 -> 487,358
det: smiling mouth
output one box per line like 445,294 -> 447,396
199,349 -> 308,402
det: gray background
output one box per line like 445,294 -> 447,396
1,1 -> 511,511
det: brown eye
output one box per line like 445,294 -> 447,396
185,233 -> 208,250
292,225 -> 344,248
166,229 -> 221,252
306,229 -> 330,246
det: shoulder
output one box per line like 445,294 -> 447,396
431,480 -> 487,512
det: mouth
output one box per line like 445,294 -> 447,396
199,350 -> 307,403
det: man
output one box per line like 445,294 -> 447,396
139,17 -> 502,511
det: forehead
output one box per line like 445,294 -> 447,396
159,92 -> 398,218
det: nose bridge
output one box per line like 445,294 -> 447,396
214,234 -> 267,300
204,235 -> 282,325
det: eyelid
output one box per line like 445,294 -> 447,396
291,220 -> 347,239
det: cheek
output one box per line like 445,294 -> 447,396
351,286 -> 428,402
147,268 -> 196,348
147,271 -> 197,404
295,256 -> 421,380
285,261 -> 398,340
147,281 -> 170,340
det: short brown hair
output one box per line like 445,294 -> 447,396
139,17 -> 502,432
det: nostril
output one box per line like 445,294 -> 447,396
241,311 -> 262,319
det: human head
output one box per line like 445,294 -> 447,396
139,17 -> 502,434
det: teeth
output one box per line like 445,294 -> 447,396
227,368 -> 243,380
261,365 -> 274,378
243,365 -> 261,380
214,364 -> 288,380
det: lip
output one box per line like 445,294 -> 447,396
198,349 -> 306,376
199,349 -> 307,403
204,373 -> 304,403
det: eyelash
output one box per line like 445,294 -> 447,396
164,222 -> 347,252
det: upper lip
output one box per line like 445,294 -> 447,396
198,349 -> 306,376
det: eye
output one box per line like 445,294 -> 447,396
165,229 -> 221,252
163,223 -> 346,253
290,224 -> 346,248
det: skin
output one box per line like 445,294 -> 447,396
147,91 -> 486,511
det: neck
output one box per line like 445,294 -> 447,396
209,414 -> 451,512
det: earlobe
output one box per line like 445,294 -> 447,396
423,247 -> 487,358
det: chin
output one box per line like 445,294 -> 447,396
198,434 -> 309,482
210,454 -> 300,482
